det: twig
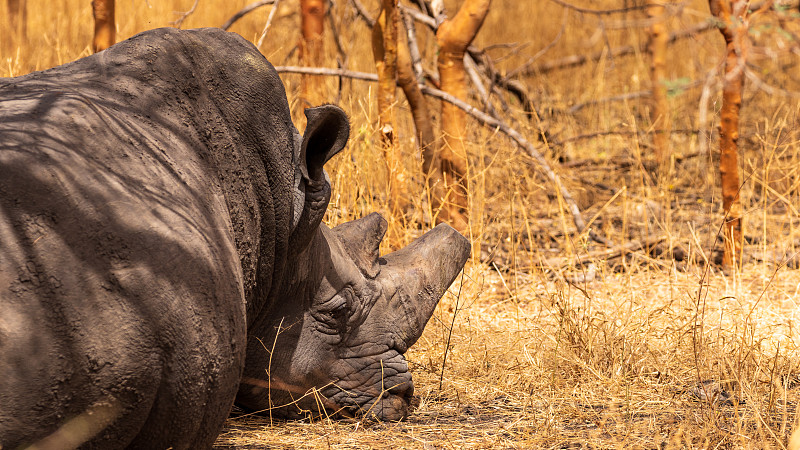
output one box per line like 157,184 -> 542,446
516,8 -> 568,74
274,65 -> 607,246
745,66 -> 800,98
439,270 -> 464,393
551,128 -> 701,147
400,4 -> 538,123
275,65 -> 379,81
430,0 -> 446,27
543,234 -> 667,270
568,90 -> 650,113
697,65 -> 720,162
399,2 -> 534,117
419,87 -> 607,245
256,0 -> 281,48
172,0 -> 200,28
569,74 -> 709,114
350,0 -> 376,27
464,55 -> 497,117
547,0 -> 650,15
221,0 -> 276,31
399,3 -> 436,29
511,21 -> 717,77
401,8 -> 424,81
327,3 -> 347,61
469,51 -> 538,117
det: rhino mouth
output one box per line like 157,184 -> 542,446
240,348 -> 418,421
322,348 -> 417,421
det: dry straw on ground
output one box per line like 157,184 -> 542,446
3,0 -> 800,448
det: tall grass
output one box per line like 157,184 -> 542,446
4,1 -> 800,447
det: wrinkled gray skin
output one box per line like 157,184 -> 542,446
0,28 -> 469,449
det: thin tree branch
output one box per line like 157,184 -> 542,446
469,49 -> 538,117
698,64 -> 720,161
511,21 -> 716,77
400,3 -> 436,29
275,65 -> 379,81
274,65 -> 609,246
351,0 -> 376,27
464,54 -> 497,116
745,66 -> 800,98
551,128 -> 700,147
569,90 -> 650,114
256,0 -> 281,48
327,3 -> 347,61
401,8 -> 424,81
430,0 -> 446,27
401,3 -> 532,120
221,0 -> 276,31
172,0 -> 200,28
543,234 -> 667,270
547,0 -> 650,15
570,75 -> 707,113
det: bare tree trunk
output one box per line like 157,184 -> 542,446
372,0 -> 409,216
299,0 -> 326,108
647,0 -> 671,172
709,0 -> 748,270
7,0 -> 27,43
92,0 -> 115,53
435,0 -> 491,233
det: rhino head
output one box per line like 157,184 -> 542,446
235,105 -> 470,421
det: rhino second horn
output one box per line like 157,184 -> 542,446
331,212 -> 387,278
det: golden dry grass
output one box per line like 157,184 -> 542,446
3,0 -> 800,448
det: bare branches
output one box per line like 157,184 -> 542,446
221,0 -> 276,31
273,65 -> 608,245
421,83 -> 607,244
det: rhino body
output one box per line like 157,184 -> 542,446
0,28 -> 469,449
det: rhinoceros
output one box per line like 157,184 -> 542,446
0,28 -> 469,449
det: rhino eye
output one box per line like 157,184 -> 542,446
315,302 -> 348,337
315,295 -> 350,335
314,286 -> 359,337
330,304 -> 348,328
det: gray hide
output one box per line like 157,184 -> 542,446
0,27 -> 469,450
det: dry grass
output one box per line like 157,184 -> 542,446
4,0 -> 800,448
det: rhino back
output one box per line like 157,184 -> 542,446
0,28 -> 294,448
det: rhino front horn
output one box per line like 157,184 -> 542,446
380,223 -> 470,348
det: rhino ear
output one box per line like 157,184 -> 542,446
331,213 -> 387,278
300,105 -> 349,182
291,105 -> 350,250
